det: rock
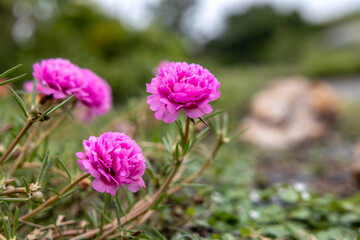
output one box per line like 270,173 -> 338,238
310,82 -> 340,119
251,77 -> 309,124
240,76 -> 340,149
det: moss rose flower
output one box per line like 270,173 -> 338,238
80,69 -> 112,119
146,62 -> 220,123
24,58 -> 112,118
32,58 -> 86,99
76,132 -> 146,195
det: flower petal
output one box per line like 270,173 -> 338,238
124,178 -> 145,192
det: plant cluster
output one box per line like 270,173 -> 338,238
0,60 -> 237,239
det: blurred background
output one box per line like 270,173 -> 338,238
2,0 -> 360,105
2,0 -> 360,238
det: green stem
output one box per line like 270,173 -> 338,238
10,122 -> 41,175
180,139 -> 223,185
70,164 -> 181,240
183,117 -> 191,145
0,120 -> 34,165
135,138 -> 223,227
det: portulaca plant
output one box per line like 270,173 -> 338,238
0,59 -> 236,239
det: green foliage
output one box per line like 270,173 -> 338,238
55,157 -> 72,181
35,152 -> 52,187
43,94 -> 75,117
0,1 -> 360,238
0,64 -> 234,239
206,5 -> 317,64
0,207 -> 20,240
31,78 -> 37,110
0,64 -> 26,86
183,185 -> 360,239
302,46 -> 360,77
8,86 -> 29,119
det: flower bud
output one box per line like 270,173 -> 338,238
30,191 -> 45,203
29,183 -> 41,192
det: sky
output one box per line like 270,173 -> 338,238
92,0 -> 360,42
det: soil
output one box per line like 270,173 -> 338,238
254,133 -> 359,196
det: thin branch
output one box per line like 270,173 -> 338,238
131,210 -> 153,228
179,139 -> 223,186
19,220 -> 43,228
19,173 -> 90,221
99,226 -> 118,240
126,139 -> 223,229
71,164 -> 181,240
0,187 -> 26,196
0,120 -> 34,165
53,229 -> 84,238
10,122 -> 41,174
107,231 -> 122,239
184,117 -> 190,144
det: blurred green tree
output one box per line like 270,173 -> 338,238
152,0 -> 195,34
205,5 -> 316,64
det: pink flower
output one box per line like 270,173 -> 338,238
152,60 -> 169,75
24,58 -> 112,118
80,69 -> 112,119
146,62 -> 220,123
76,132 -> 146,195
32,58 -> 86,99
